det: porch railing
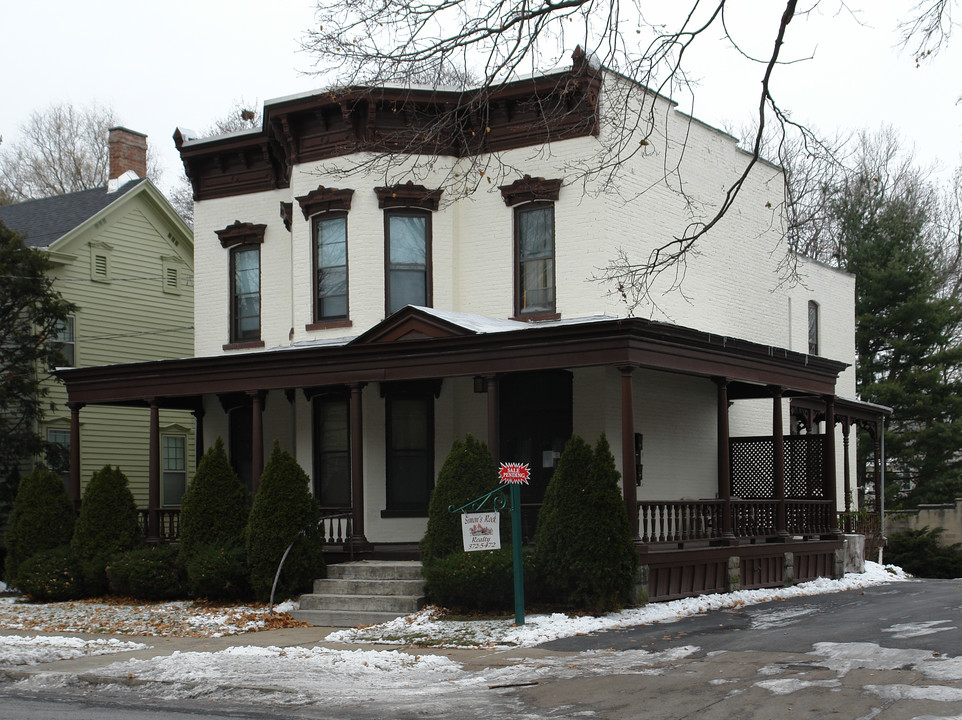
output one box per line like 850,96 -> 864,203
138,508 -> 180,544
638,499 -> 837,544
318,510 -> 353,546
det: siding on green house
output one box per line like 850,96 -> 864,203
35,183 -> 195,507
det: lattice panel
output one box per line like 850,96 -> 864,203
730,438 -> 773,498
785,436 -> 825,499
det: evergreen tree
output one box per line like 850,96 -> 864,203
3,465 -> 74,585
246,443 -> 324,601
831,167 -> 962,506
534,434 -> 637,612
0,224 -> 76,481
70,465 -> 143,595
420,435 -> 502,565
179,438 -> 250,564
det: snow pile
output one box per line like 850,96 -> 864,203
328,562 -> 909,648
0,635 -> 147,666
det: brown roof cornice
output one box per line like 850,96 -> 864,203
175,53 -> 602,201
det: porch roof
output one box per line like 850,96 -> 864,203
57,308 -> 848,409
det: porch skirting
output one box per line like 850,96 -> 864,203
635,538 -> 844,603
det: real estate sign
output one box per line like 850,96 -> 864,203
461,512 -> 501,552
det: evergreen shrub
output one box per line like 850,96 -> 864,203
533,434 -> 638,613
70,465 -> 143,595
107,545 -> 184,600
886,527 -> 962,578
3,465 -> 75,585
246,443 -> 324,601
15,546 -> 84,601
423,548 -> 536,611
186,541 -> 250,600
420,435 -> 502,565
179,438 -> 250,570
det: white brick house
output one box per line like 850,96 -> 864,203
59,51 -> 885,599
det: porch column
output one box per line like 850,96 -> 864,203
714,378 -> 734,541
192,405 -> 205,468
619,366 -> 639,540
842,417 -> 852,532
485,374 -> 500,463
771,386 -> 788,538
824,395 -> 839,533
147,399 -> 160,543
66,401 -> 84,510
349,382 -> 370,547
249,391 -> 264,494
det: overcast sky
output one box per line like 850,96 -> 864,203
2,1 -> 959,196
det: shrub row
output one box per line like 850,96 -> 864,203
5,439 -> 325,604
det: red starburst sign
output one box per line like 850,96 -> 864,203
499,462 -> 530,485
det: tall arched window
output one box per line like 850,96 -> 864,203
808,300 -> 819,356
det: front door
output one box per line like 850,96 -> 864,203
499,370 -> 573,534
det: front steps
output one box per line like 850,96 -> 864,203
292,560 -> 425,628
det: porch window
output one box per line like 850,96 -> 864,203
515,203 -> 555,316
313,394 -> 351,508
385,210 -> 431,315
45,427 -> 70,490
53,315 -> 76,367
384,389 -> 434,515
808,300 -> 819,355
314,214 -> 349,321
231,245 -> 260,343
161,434 -> 187,506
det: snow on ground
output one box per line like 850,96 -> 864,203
0,635 -> 148,667
328,562 -> 910,648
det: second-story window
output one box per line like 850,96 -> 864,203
385,210 -> 431,315
808,300 -> 819,355
516,203 -> 556,316
53,315 -> 76,367
231,245 -> 260,343
314,214 -> 348,321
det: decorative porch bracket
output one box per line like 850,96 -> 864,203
450,485 -> 524,626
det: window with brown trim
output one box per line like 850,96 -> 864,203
385,209 -> 431,315
313,393 -> 351,509
383,386 -> 434,516
808,300 -> 819,355
515,202 -> 556,317
231,245 -> 261,343
314,213 -> 349,322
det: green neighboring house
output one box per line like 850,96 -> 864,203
0,128 -> 195,528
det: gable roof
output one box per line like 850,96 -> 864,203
0,179 -> 144,248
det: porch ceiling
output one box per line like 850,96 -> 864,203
57,313 -> 848,408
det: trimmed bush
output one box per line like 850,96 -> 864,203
246,443 -> 325,602
107,545 -> 184,600
15,546 -> 84,601
886,527 -> 962,578
179,438 -> 250,570
421,435 -> 502,565
185,541 -> 251,600
4,466 -> 75,585
70,465 -> 143,596
423,548 -> 536,611
533,434 -> 638,613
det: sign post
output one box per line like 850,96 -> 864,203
499,462 -> 530,626
449,462 -> 530,626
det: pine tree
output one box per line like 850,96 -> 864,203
832,169 -> 962,506
246,443 -> 324,601
3,466 -> 74,585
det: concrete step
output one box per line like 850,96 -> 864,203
313,577 -> 425,596
290,608 -> 413,628
299,592 -> 423,613
327,560 -> 423,581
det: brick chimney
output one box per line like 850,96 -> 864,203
108,127 -> 147,180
